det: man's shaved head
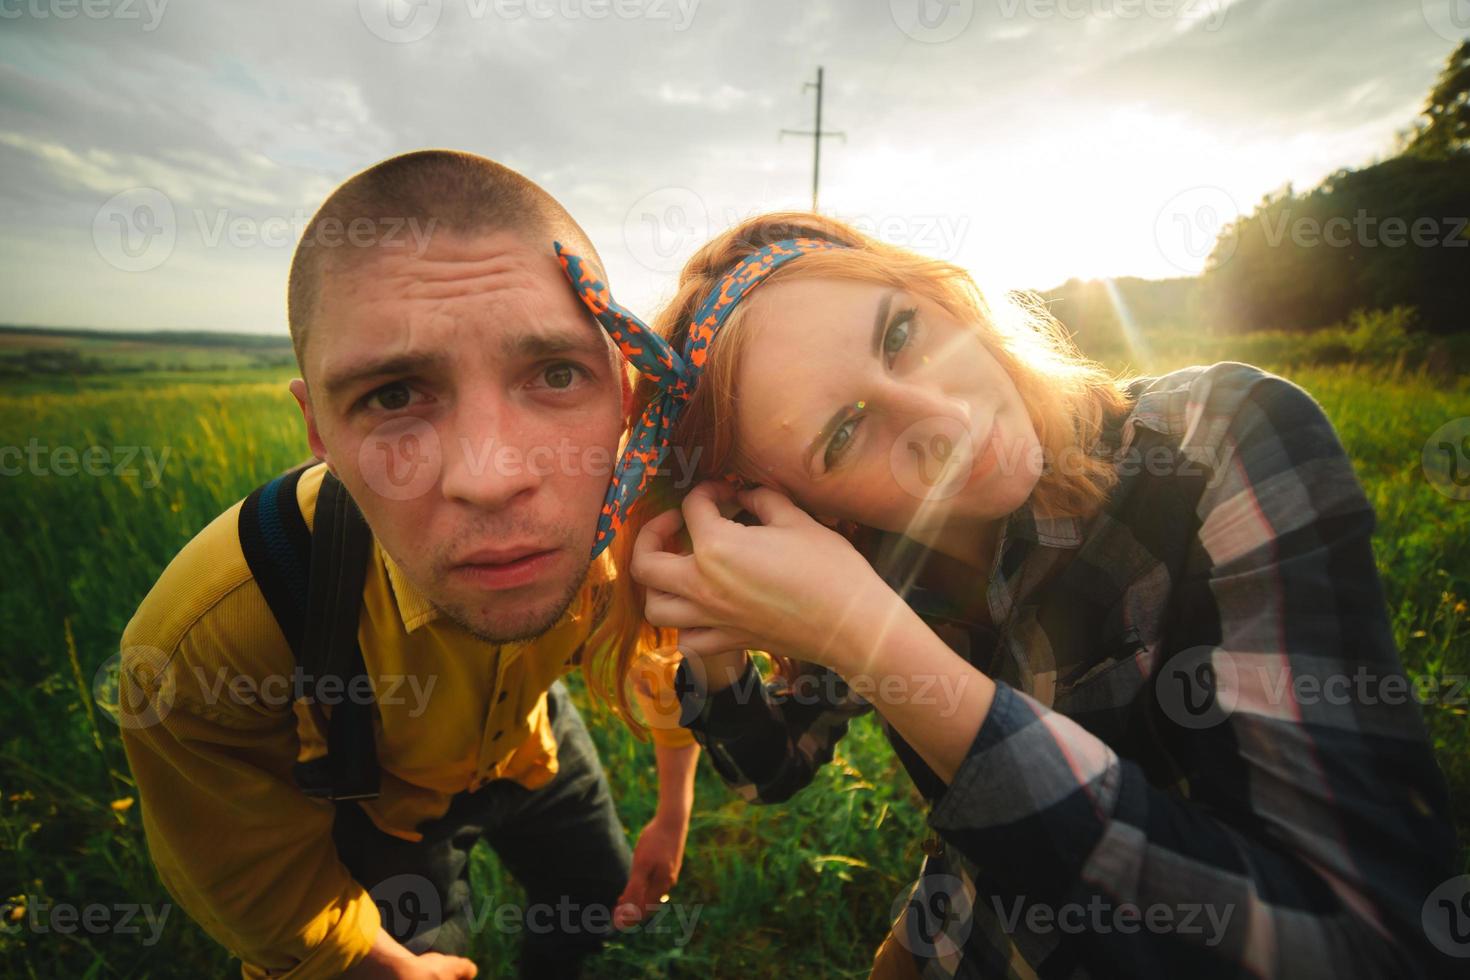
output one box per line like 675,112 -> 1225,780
287,148 -> 600,373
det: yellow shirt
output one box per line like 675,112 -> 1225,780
117,462 -> 691,978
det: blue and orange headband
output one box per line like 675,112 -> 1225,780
555,236 -> 844,558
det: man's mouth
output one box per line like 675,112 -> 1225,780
450,546 -> 560,590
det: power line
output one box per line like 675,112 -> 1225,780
780,66 -> 845,211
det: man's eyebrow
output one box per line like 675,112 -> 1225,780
321,350 -> 451,402
502,331 -> 609,361
802,291 -> 896,474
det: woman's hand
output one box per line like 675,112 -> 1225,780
630,479 -> 895,673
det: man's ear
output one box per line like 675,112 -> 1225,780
288,378 -> 330,464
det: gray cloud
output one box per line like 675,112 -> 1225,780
0,0 -> 1456,331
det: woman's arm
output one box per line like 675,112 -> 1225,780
868,377 -> 1458,978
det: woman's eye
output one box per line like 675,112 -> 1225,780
824,417 -> 859,471
883,308 -> 917,362
362,381 -> 415,412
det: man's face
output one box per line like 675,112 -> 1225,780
290,230 -> 627,643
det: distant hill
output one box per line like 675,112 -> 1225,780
0,325 -> 295,377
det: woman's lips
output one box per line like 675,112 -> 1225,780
451,549 -> 559,590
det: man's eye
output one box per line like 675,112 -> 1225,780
883,308 -> 917,362
362,381 -> 415,412
538,363 -> 588,390
824,417 -> 860,471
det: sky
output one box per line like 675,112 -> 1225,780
0,0 -> 1462,334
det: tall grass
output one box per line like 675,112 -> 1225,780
2,345 -> 1467,977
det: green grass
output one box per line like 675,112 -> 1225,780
2,341 -> 1467,978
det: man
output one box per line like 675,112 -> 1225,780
118,150 -> 698,979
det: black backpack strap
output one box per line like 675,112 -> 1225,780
299,471 -> 381,801
238,463 -> 380,802
238,464 -> 313,661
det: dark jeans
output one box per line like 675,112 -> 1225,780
332,680 -> 633,978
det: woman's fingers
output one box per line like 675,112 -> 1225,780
630,508 -> 694,594
638,505 -> 687,553
735,485 -> 804,528
643,591 -> 717,630
677,627 -> 754,658
680,479 -> 741,546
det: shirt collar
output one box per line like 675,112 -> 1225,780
379,543 -> 443,634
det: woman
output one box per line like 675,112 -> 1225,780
565,213 -> 1459,977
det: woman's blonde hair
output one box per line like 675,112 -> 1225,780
582,211 -> 1135,739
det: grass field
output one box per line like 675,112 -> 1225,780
2,337 -> 1468,978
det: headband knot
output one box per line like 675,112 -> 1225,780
555,236 -> 844,557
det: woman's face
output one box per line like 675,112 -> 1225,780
732,276 -> 1044,537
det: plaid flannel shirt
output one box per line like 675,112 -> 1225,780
677,360 -> 1459,978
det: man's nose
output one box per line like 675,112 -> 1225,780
438,395 -> 544,510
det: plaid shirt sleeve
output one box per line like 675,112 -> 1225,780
926,373 -> 1459,976
677,655 -> 873,803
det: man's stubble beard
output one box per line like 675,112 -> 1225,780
433,566 -> 588,645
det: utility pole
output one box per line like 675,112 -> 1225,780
780,66 -> 845,211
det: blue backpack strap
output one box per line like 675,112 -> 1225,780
237,462 -> 380,801
300,471 -> 380,801
238,464 -> 313,660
